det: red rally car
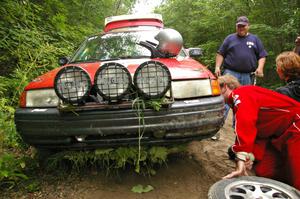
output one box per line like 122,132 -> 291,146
14,14 -> 224,150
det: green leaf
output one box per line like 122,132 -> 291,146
131,184 -> 154,193
20,162 -> 26,169
0,170 -> 9,178
94,148 -> 113,155
131,184 -> 144,193
143,185 -> 154,193
13,173 -> 28,180
149,169 -> 156,175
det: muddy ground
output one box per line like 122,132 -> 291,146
4,113 -> 239,199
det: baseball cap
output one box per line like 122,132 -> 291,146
236,16 -> 249,26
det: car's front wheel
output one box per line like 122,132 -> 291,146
208,176 -> 300,199
36,148 -> 58,167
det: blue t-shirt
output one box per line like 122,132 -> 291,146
218,33 -> 267,73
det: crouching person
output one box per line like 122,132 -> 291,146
275,51 -> 300,101
219,74 -> 300,190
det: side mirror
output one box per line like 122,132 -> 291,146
58,57 -> 69,66
188,48 -> 203,57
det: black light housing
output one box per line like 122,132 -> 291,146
54,66 -> 91,104
58,56 -> 69,66
134,61 -> 171,99
94,62 -> 132,101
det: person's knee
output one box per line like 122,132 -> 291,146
254,163 -> 277,179
291,178 -> 300,190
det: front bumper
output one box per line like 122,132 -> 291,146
15,95 -> 224,149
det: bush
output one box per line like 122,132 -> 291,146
44,145 -> 186,176
0,152 -> 28,189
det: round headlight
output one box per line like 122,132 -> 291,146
54,66 -> 91,104
134,61 -> 171,99
94,62 -> 132,101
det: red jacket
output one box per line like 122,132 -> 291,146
229,85 -> 300,160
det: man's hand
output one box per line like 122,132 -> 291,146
245,159 -> 253,170
255,68 -> 264,77
255,57 -> 266,78
223,160 -> 251,179
215,53 -> 224,77
215,67 -> 221,77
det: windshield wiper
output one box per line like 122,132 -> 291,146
118,55 -> 150,59
69,58 -> 120,64
69,56 -> 150,64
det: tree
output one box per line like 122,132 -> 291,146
157,0 -> 300,86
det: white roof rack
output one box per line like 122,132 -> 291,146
105,14 -> 163,26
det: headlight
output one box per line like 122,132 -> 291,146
26,89 -> 59,107
54,66 -> 91,104
94,62 -> 132,101
134,61 -> 171,99
165,79 -> 221,99
168,80 -> 212,98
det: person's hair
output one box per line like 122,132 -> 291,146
276,51 -> 300,80
218,74 -> 241,90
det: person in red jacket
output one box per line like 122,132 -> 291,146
218,74 -> 300,190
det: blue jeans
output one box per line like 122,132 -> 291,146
223,69 -> 252,85
223,69 -> 252,128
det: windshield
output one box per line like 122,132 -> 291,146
70,30 -> 159,62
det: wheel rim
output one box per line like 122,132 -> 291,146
224,180 -> 293,199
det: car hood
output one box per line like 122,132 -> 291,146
25,58 -> 215,90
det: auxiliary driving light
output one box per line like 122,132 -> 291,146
134,61 -> 171,99
94,62 -> 132,101
54,66 -> 91,104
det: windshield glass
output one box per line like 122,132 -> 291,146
70,30 -> 159,62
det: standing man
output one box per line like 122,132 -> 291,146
215,16 -> 268,84
218,74 -> 300,190
212,16 -> 268,140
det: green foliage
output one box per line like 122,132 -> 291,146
24,179 -> 40,193
157,0 -> 300,87
0,0 -> 136,191
132,97 -> 146,173
0,153 -> 28,189
0,0 -> 137,104
44,146 -> 185,176
0,98 -> 20,148
131,96 -> 172,173
145,98 -> 167,111
0,111 -> 20,149
149,146 -> 168,164
2,0 -> 297,192
46,97 -> 168,175
131,184 -> 154,193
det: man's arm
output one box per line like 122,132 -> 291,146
215,53 -> 224,77
254,35 -> 267,77
255,57 -> 266,77
223,90 -> 258,179
294,36 -> 300,55
223,160 -> 250,179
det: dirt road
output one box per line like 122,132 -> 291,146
7,114 -> 236,199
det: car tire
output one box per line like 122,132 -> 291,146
208,176 -> 300,199
36,148 -> 57,167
